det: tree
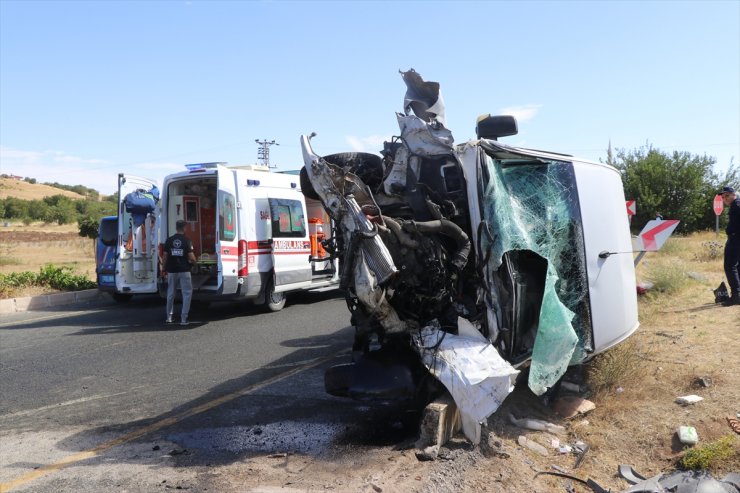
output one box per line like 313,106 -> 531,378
2,197 -> 29,220
78,216 -> 99,239
614,144 -> 735,233
27,200 -> 52,223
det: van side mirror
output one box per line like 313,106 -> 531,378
476,114 -> 518,140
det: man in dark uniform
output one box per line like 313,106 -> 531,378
161,220 -> 197,324
719,186 -> 740,306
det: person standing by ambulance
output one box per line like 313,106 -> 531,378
161,220 -> 197,324
719,186 -> 740,306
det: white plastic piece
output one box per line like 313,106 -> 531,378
678,426 -> 699,445
508,413 -> 566,435
676,395 -> 704,406
558,444 -> 573,454
414,323 -> 519,444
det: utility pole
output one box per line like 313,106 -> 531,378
255,139 -> 279,168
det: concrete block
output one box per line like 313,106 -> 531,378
48,292 -> 76,307
415,393 -> 461,449
14,295 -> 50,311
75,289 -> 101,302
0,298 -> 17,314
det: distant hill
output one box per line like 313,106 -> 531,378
0,178 -> 88,201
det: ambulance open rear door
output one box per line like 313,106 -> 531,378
268,196 -> 312,293
116,173 -> 160,297
216,166 -> 239,295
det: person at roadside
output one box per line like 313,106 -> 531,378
719,186 -> 740,306
161,220 -> 197,324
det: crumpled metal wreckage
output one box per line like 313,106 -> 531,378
536,465 -> 740,493
300,69 -> 639,444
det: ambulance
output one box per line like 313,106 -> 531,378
156,163 -> 339,310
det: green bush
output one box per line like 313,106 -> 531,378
0,271 -> 38,297
0,271 -> 37,287
680,435 -> 736,470
0,265 -> 95,297
37,264 -> 95,291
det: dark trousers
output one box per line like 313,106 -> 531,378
725,234 -> 740,297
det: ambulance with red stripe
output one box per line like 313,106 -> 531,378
157,162 -> 339,310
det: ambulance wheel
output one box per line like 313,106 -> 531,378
265,279 -> 286,312
112,293 -> 133,303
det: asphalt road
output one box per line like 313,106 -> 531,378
0,291 -> 415,492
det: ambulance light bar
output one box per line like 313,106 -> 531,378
185,162 -> 227,171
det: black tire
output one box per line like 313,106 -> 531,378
322,152 -> 384,190
264,277 -> 286,312
112,292 -> 133,303
299,167 -> 321,201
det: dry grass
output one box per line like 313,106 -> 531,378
0,222 -> 96,298
579,230 -> 740,479
0,177 -> 85,201
587,337 -> 651,395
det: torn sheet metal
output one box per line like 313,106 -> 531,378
395,114 -> 454,157
401,68 -> 447,125
413,319 -> 519,444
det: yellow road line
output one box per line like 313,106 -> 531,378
0,350 -> 347,492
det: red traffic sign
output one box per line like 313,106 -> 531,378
626,200 -> 636,216
713,195 -> 724,216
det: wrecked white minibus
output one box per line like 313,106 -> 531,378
299,70 -> 638,442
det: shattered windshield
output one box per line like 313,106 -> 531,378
479,149 -> 593,395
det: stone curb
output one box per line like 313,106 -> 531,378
0,289 -> 107,315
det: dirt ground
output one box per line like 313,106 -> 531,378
203,232 -> 740,493
2,225 -> 738,492
0,224 -> 96,298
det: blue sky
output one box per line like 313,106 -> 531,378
1,0 -> 738,195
